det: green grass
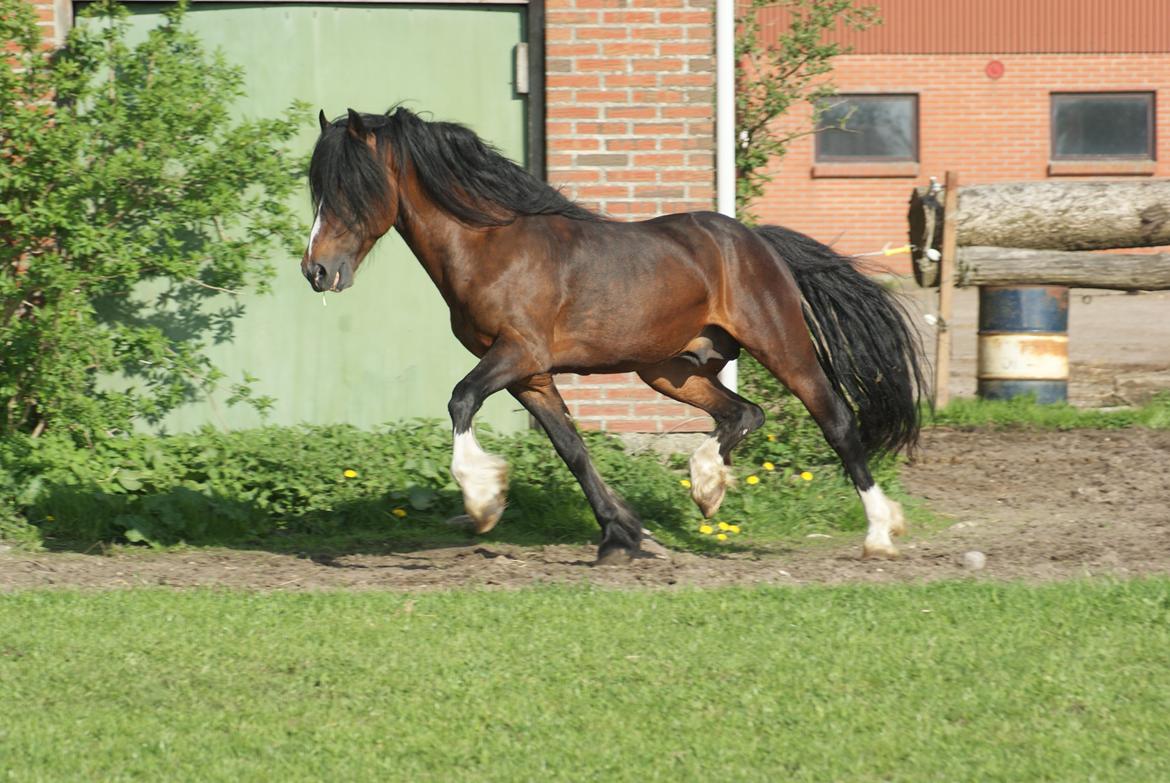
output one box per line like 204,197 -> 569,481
927,392 -> 1170,431
2,581 -> 1168,782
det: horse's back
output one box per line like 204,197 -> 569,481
544,209 -> 799,312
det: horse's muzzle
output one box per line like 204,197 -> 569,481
304,260 -> 352,292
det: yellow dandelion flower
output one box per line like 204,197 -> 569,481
391,508 -> 407,518
717,521 -> 730,531
745,475 -> 760,485
343,469 -> 358,479
729,524 -> 741,534
680,479 -> 692,489
766,434 -> 776,442
699,524 -> 714,535
716,533 -> 728,542
800,471 -> 814,481
762,461 -> 775,471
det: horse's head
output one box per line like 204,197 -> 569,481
302,109 -> 399,292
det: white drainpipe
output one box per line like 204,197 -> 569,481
715,0 -> 738,394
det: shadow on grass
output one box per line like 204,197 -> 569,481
8,420 -> 880,560
30,473 -> 731,559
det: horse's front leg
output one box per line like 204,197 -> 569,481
509,374 -> 643,564
448,338 -> 539,533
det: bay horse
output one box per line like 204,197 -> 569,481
304,107 -> 924,564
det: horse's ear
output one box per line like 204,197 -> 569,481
318,109 -> 329,134
346,108 -> 368,140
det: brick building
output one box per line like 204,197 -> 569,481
23,0 -> 1165,435
549,0 -> 1170,433
755,0 -> 1170,276
544,0 -> 719,434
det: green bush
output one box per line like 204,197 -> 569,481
735,0 -> 878,223
0,420 -> 878,552
732,354 -> 844,468
1,0 -> 306,440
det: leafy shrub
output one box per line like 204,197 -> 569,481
1,0 -> 306,440
0,420 -> 875,552
735,0 -> 878,222
733,354 -> 843,469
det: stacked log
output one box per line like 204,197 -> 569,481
908,176 -> 1170,406
908,180 -> 1170,289
954,247 -> 1170,290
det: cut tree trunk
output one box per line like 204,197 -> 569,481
909,179 -> 1170,287
958,181 -> 1170,248
956,246 -> 1170,290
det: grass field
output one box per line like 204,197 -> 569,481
925,393 -> 1170,431
2,580 -> 1168,782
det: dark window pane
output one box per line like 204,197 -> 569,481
817,95 -> 917,160
1052,94 -> 1152,158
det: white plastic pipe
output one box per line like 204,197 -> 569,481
715,0 -> 738,394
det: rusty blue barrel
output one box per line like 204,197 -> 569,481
977,285 -> 1070,403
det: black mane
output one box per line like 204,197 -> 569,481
309,107 -> 603,230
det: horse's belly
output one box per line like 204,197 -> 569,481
552,309 -> 727,372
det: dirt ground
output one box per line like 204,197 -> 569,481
1,288 -> 1167,592
2,427 -> 1167,591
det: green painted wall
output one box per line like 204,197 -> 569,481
99,3 -> 530,433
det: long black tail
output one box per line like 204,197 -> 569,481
754,225 -> 926,456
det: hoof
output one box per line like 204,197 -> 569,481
465,495 -> 507,534
445,514 -> 475,531
446,514 -> 502,534
889,499 -> 907,537
690,438 -> 734,518
596,525 -> 641,565
638,530 -> 671,561
595,544 -> 636,566
862,541 -> 900,560
595,504 -> 643,566
452,432 -> 509,534
455,462 -> 508,534
461,465 -> 508,534
859,485 -> 906,555
692,478 -> 731,519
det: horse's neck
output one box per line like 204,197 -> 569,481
393,185 -> 480,299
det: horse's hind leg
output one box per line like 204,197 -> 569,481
734,317 -> 905,558
638,359 -> 764,518
509,374 -> 643,564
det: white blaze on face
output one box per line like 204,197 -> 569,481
451,429 -> 509,533
307,205 -> 324,257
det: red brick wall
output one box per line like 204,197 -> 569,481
755,53 -> 1170,275
545,0 -> 718,433
30,0 -> 69,47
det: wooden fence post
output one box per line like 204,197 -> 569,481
934,171 -> 960,408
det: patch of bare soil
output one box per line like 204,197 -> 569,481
2,429 -> 1168,591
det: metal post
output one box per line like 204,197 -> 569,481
715,0 -> 737,393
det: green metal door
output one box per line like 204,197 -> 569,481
102,3 -> 530,433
